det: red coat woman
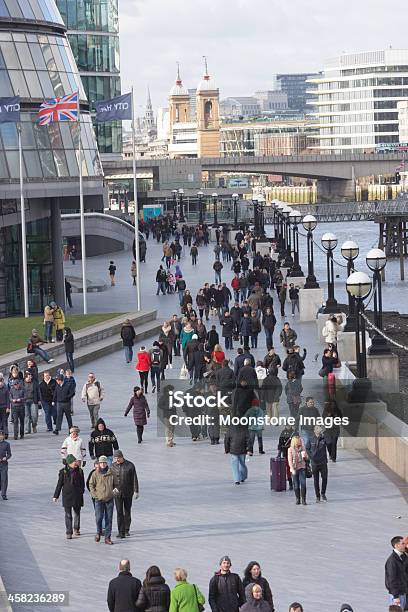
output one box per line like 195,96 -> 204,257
124,387 -> 150,443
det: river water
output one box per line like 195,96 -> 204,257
267,220 -> 408,314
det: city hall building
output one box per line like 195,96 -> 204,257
0,0 -> 105,317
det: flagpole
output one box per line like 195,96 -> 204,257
18,124 -> 29,318
78,108 -> 87,313
132,86 -> 141,311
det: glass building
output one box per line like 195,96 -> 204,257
275,73 -> 318,114
0,0 -> 105,316
56,0 -> 122,155
308,50 -> 408,154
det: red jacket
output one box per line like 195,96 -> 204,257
135,351 -> 151,372
212,350 -> 225,364
231,276 -> 239,290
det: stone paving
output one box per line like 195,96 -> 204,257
1,234 -> 407,611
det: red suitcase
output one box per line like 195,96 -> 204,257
270,456 -> 287,492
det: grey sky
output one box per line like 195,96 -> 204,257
119,0 -> 408,112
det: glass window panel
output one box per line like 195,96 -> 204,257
37,35 -> 48,44
26,34 -> 38,43
23,150 -> 42,178
4,0 -> 23,17
56,0 -> 66,22
0,151 -> 8,178
0,0 -> 9,16
15,42 -> 35,69
83,147 -> 95,176
20,119 -> 36,147
0,42 -> 20,69
32,121 -> 51,149
29,43 -> 46,70
51,44 -> 65,72
0,33 -> 11,41
77,34 -> 86,70
12,33 -> 25,41
59,122 -> 74,149
8,70 -> 29,97
41,42 -> 57,71
53,149 -> 69,177
59,72 -> 70,95
25,71 -> 43,98
77,0 -> 85,28
66,72 -> 77,92
48,123 -> 63,148
39,149 -> 56,177
0,70 -> 13,96
58,44 -> 72,73
65,148 -> 78,176
66,0 -> 76,29
5,150 -> 23,179
37,71 -> 54,97
1,122 -> 18,148
50,71 -> 64,97
80,150 -> 88,177
29,0 -> 44,19
37,0 -> 52,21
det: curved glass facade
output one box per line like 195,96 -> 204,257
56,0 -> 122,154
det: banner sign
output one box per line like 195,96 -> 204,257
95,93 -> 132,122
0,96 -> 20,123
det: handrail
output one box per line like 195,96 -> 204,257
61,212 -> 137,233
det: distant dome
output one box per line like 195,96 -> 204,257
197,73 -> 217,92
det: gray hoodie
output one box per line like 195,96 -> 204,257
239,583 -> 272,612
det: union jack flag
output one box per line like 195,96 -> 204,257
38,92 -> 79,125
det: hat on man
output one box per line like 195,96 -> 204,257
98,455 -> 108,463
66,454 -> 77,465
219,555 -> 232,565
69,426 -> 80,434
113,450 -> 123,458
192,334 -> 198,340
340,606 -> 354,612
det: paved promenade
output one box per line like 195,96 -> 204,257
1,236 -> 406,611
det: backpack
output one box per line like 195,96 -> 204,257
86,381 -> 102,399
151,349 -> 161,366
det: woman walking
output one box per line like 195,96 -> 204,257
136,566 -> 171,611
242,562 -> 274,611
53,455 -> 85,539
64,327 -> 75,372
124,386 -> 150,443
169,567 -> 205,612
288,435 -> 308,505
135,346 -> 151,394
130,260 -> 137,286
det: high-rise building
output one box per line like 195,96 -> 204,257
56,0 -> 122,155
0,0 -> 104,316
275,73 -> 318,114
308,50 -> 408,153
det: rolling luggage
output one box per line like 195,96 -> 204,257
270,456 -> 287,492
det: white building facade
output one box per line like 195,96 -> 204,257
308,49 -> 408,153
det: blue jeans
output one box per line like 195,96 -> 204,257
41,400 -> 56,431
95,499 -> 114,539
25,401 -> 38,433
225,336 -> 233,350
264,329 -> 274,351
66,352 -> 75,371
33,347 -> 50,363
178,290 -> 185,305
124,346 -> 133,363
292,467 -> 306,492
301,430 -> 314,448
156,281 -> 166,295
44,321 -> 53,342
389,594 -> 406,609
240,288 -> 248,301
231,454 -> 248,483
233,290 -> 240,302
215,272 -> 222,284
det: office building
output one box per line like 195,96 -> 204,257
220,97 -> 260,118
398,100 -> 408,143
254,90 -> 288,113
56,0 -> 122,155
220,119 -> 309,157
275,73 -> 317,114
0,0 -> 104,316
308,50 -> 408,153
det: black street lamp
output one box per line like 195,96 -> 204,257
346,271 -> 372,379
232,193 -> 239,227
212,192 -> 218,226
341,240 -> 359,332
272,200 -> 279,242
172,189 -> 178,221
321,232 -> 338,313
289,209 -> 304,277
257,195 -> 266,238
366,248 -> 391,355
302,214 -> 320,289
197,191 -> 204,225
252,196 -> 259,236
281,205 -> 293,267
178,188 -> 185,223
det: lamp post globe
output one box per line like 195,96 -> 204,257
321,232 -> 338,251
341,240 -> 359,331
366,248 -> 386,271
302,214 -> 317,232
197,190 -> 204,225
346,271 -> 372,299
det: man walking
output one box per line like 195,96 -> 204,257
111,450 -> 139,539
81,372 -> 104,428
385,536 -> 408,609
306,425 -> 329,502
209,556 -> 245,612
0,431 -> 11,500
120,319 -> 136,364
53,374 -> 75,435
224,425 -> 249,485
89,455 -> 115,545
107,560 -> 141,612
0,375 -> 10,438
61,426 -> 87,466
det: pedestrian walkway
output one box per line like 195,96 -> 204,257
1,236 -> 405,611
